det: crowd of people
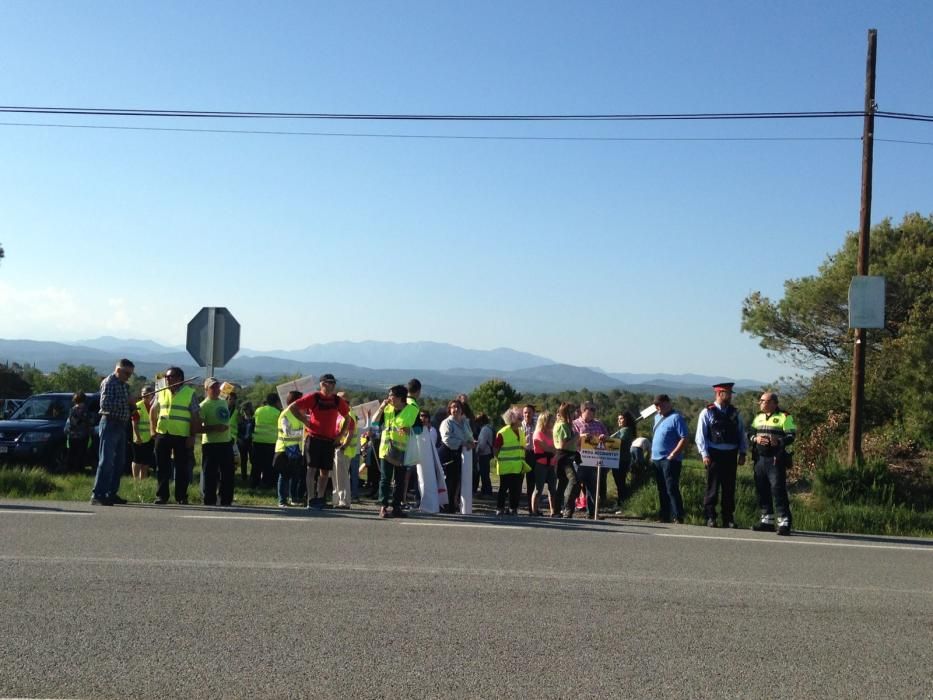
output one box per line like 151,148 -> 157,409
83,360 -> 798,535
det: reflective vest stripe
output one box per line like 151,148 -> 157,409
275,410 -> 304,453
156,386 -> 195,437
135,400 -> 151,442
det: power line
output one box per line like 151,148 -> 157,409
0,121 -> 866,143
0,105 -> 867,121
876,110 -> 933,123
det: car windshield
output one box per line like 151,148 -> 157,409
10,396 -> 71,420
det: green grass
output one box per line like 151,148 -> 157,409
2,459 -> 931,537
613,459 -> 933,538
0,463 -> 281,506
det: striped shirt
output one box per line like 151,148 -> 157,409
99,372 -> 131,422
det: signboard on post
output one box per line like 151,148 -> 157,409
186,307 -> 240,377
848,276 -> 885,329
579,435 -> 621,469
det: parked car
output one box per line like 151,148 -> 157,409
0,392 -> 101,471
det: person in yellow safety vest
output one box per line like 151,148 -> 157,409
226,391 -> 240,472
131,385 -> 155,481
251,393 -> 281,489
149,366 -> 203,505
372,384 -> 419,518
494,407 -> 530,516
332,392 -> 357,509
751,392 -> 797,536
274,390 -> 305,507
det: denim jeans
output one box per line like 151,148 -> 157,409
93,415 -> 126,500
653,458 -> 684,521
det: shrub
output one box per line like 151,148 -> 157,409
0,466 -> 58,497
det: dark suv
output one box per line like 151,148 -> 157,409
0,392 -> 100,471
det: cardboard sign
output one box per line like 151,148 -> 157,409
579,434 -> 621,469
351,400 -> 381,428
276,375 -> 317,410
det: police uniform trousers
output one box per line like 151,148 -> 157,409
704,447 -> 739,523
754,453 -> 791,522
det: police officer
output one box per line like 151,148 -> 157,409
751,392 -> 796,536
695,382 -> 748,528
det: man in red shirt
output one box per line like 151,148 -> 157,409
284,373 -> 351,508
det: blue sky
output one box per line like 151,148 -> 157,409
1,1 -> 931,382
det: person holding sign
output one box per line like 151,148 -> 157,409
573,401 -> 610,518
439,399 -> 475,514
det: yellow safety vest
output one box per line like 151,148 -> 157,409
339,414 -> 358,458
752,411 -> 796,456
275,409 -> 305,453
378,403 -> 418,461
496,426 -> 526,476
135,399 -> 151,443
253,405 -> 280,445
156,386 -> 196,437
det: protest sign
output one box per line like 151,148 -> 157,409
579,434 -> 621,468
276,375 -> 317,409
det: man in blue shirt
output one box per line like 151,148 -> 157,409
695,382 -> 748,528
651,394 -> 690,524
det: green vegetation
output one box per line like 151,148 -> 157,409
3,213 -> 930,536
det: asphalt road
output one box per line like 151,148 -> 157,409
1,501 -> 931,699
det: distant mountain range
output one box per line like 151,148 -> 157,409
1,337 -> 769,398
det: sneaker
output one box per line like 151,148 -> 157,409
177,499 -> 189,505
495,509 -> 504,516
278,502 -> 287,508
152,498 -> 167,505
110,495 -> 128,505
706,518 -> 718,528
89,497 -> 112,506
673,518 -> 685,525
723,520 -> 738,529
777,524 -> 791,536
561,510 -> 573,519
614,508 -> 624,515
752,522 -> 776,532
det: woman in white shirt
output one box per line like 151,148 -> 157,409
439,399 -> 475,513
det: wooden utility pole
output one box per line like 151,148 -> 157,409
848,29 -> 877,466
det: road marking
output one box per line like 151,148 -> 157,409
401,521 -> 531,531
181,515 -> 306,522
1,553 -> 930,596
656,531 -> 932,552
0,509 -> 93,516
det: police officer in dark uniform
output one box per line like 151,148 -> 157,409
751,392 -> 796,535
695,382 -> 748,528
